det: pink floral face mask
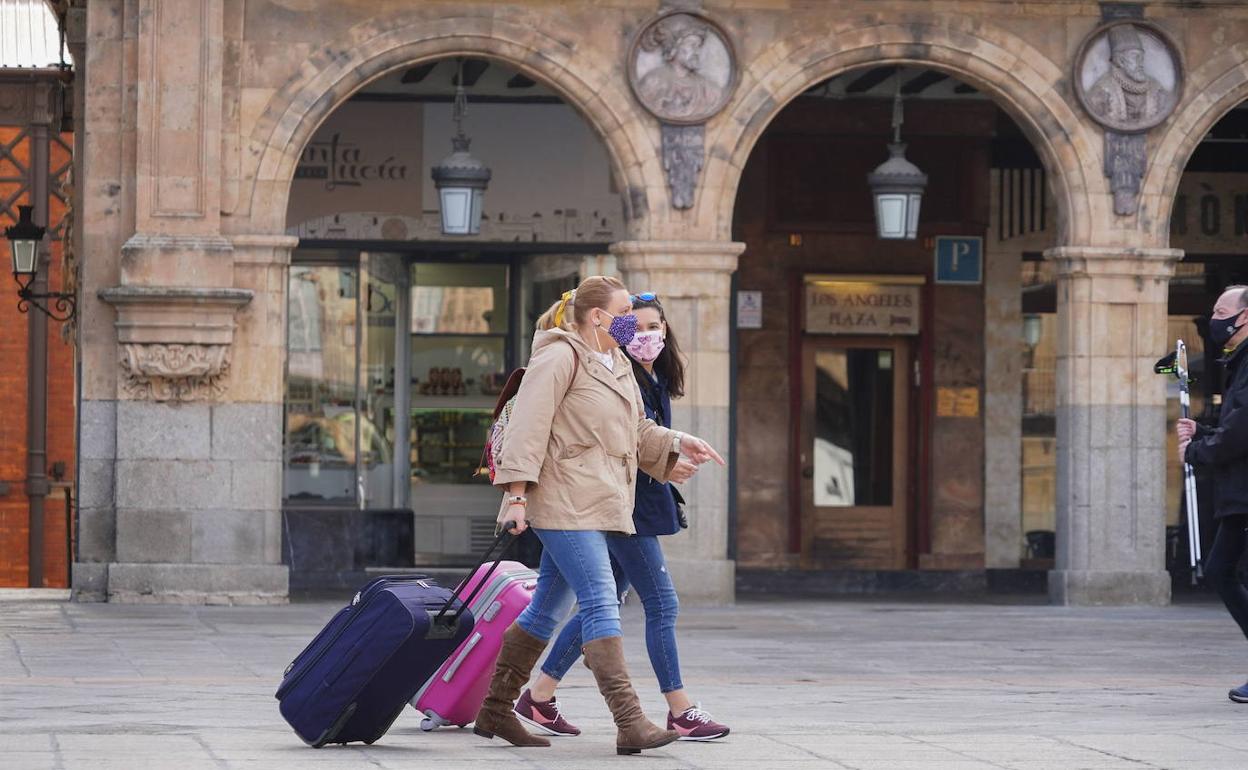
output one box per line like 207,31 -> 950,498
626,331 -> 665,363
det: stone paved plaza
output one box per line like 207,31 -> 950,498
2,595 -> 1247,770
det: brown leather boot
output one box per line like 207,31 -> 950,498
582,636 -> 679,755
473,623 -> 551,747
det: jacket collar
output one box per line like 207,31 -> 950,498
551,328 -> 635,405
1222,340 -> 1248,371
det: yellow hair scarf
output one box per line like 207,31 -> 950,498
554,289 -> 574,327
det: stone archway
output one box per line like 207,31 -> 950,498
1144,40 -> 1248,245
238,11 -> 662,239
696,18 -> 1103,247
691,16 -> 1179,606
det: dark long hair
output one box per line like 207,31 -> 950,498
627,296 -> 685,399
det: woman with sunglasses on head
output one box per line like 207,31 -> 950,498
474,277 -> 726,755
513,292 -> 731,743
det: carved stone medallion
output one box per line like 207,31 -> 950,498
628,11 -> 737,125
1075,21 -> 1182,134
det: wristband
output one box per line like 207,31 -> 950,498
506,495 -> 528,507
671,432 -> 683,455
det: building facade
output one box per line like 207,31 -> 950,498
0,0 -> 77,590
68,0 -> 1248,605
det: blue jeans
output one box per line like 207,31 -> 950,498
515,529 -> 622,644
540,534 -> 682,693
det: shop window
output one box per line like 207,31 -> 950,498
408,263 -> 509,488
285,265 -> 365,504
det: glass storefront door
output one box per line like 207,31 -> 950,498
359,253 -> 402,509
407,262 -> 511,562
285,264 -> 361,505
284,250 -> 596,571
799,337 -> 912,569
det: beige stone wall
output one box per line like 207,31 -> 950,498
74,0 -> 1248,603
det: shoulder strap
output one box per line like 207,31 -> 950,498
491,369 -> 526,419
560,338 -> 580,403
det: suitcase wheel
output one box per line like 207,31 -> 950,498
456,723 -> 469,729
420,718 -> 436,732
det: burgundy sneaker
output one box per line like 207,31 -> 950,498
514,689 -> 581,736
667,705 -> 730,741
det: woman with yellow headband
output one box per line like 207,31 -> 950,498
473,275 -> 725,756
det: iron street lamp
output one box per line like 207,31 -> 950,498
867,71 -> 927,240
431,58 -> 491,236
6,205 -> 75,322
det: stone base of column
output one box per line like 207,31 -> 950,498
665,557 -> 735,607
1048,569 -> 1170,606
104,563 -> 289,605
71,563 -> 110,602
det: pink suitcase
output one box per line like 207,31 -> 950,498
410,560 -> 538,730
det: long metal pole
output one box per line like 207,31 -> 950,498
1177,339 -> 1203,582
26,115 -> 51,588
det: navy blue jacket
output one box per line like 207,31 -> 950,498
632,369 -> 681,536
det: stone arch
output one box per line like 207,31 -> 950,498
1145,41 -> 1248,246
697,18 -> 1102,246
241,10 -> 660,238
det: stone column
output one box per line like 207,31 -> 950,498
983,246 -> 1023,569
1046,246 -> 1181,606
78,0 -> 292,603
613,240 -> 745,606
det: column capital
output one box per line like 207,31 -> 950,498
98,285 -> 253,402
610,240 -> 746,274
1043,246 -> 1184,280
227,233 -> 298,266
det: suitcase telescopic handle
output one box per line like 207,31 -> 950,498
435,521 -> 519,623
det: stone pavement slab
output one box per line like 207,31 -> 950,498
1,597 -> 1246,769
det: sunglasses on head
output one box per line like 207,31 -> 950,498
630,292 -> 658,304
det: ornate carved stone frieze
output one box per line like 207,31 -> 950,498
98,285 -> 253,402
118,342 -> 232,401
660,124 -> 705,210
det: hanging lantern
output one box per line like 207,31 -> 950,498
6,205 -> 43,279
867,70 -> 927,240
431,59 -> 491,236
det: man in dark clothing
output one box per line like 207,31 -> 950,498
1178,285 -> 1248,703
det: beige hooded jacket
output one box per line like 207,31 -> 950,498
492,327 -> 678,534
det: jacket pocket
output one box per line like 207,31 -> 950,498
556,446 -> 618,514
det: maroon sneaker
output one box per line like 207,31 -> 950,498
514,689 -> 581,736
667,705 -> 730,741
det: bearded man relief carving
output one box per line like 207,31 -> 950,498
1075,21 -> 1182,216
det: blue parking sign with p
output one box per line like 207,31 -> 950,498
934,236 -> 983,285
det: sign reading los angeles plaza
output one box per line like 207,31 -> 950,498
804,280 -> 921,335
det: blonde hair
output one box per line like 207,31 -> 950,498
535,275 -> 627,332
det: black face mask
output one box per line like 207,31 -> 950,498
1209,312 -> 1246,348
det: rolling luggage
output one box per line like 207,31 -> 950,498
276,524 -> 517,747
410,559 -> 539,730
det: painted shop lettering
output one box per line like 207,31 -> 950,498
810,292 -> 914,308
1171,193 -> 1248,238
295,133 -> 408,190
820,311 -> 914,329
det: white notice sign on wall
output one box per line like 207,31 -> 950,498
737,291 -> 763,329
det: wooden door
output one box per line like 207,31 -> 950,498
799,337 -> 912,569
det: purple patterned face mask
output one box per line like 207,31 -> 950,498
626,331 -> 665,363
600,311 -> 638,348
